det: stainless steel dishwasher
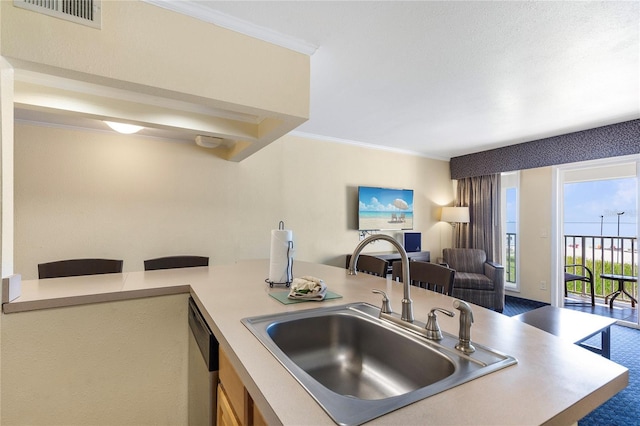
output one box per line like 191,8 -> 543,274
188,297 -> 219,426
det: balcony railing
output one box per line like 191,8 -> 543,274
505,233 -> 638,304
506,232 -> 517,283
564,235 -> 638,303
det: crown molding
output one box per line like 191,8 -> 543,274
143,0 -> 319,56
290,131 -> 448,161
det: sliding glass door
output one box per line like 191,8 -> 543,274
555,156 -> 639,327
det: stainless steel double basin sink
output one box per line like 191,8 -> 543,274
242,302 -> 516,425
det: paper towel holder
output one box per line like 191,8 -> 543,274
265,221 -> 294,288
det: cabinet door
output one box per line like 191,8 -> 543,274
219,348 -> 267,426
219,349 -> 246,421
249,399 -> 267,426
217,384 -> 241,426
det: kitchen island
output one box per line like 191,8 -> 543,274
2,259 -> 629,425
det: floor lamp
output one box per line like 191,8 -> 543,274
441,207 -> 470,248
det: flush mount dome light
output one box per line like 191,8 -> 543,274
195,135 -> 223,148
104,121 -> 144,134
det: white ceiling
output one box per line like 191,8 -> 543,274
15,1 -> 640,161
167,0 -> 640,160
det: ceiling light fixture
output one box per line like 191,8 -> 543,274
104,121 -> 144,134
195,135 -> 223,148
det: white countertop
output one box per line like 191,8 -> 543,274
3,259 -> 629,425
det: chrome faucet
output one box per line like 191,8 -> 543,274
349,234 -> 413,322
425,307 -> 455,340
453,299 -> 475,354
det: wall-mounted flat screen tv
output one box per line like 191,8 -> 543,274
358,186 -> 414,231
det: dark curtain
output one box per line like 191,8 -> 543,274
454,174 -> 502,263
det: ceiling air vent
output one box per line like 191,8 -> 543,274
14,0 -> 101,29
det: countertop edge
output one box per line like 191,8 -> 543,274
543,370 -> 629,426
2,285 -> 191,313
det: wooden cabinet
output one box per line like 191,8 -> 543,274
217,384 -> 241,426
218,348 -> 265,426
249,399 -> 267,426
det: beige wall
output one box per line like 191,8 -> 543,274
14,123 -> 452,280
507,166 -> 553,303
1,0 -> 309,118
1,294 -> 189,425
14,120 -> 563,301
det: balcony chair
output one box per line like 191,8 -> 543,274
564,264 -> 595,307
144,255 -> 209,271
345,254 -> 389,277
391,260 -> 455,296
38,258 -> 123,279
442,248 -> 505,312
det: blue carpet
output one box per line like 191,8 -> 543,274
578,325 -> 639,426
503,295 -> 548,316
503,296 -> 639,425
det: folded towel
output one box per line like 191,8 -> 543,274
288,276 -> 327,300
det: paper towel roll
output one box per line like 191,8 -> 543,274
269,229 -> 294,283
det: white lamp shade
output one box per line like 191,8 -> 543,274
441,206 -> 470,223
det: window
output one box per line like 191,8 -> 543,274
501,172 -> 519,291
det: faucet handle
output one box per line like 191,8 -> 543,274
372,289 -> 393,314
425,308 -> 455,340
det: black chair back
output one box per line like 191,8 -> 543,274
345,254 -> 389,277
38,258 -> 123,279
564,264 -> 595,306
144,255 -> 209,271
392,261 -> 455,295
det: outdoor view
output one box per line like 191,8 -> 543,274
505,177 -> 638,307
563,177 -> 638,306
564,178 -> 638,238
504,178 -> 638,237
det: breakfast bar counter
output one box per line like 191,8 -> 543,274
2,260 -> 629,425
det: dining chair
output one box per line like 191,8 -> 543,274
38,258 -> 124,279
345,254 -> 389,277
564,264 -> 595,306
144,255 -> 209,271
392,261 -> 455,295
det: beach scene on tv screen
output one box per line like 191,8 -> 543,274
359,187 -> 414,230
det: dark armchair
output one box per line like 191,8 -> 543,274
442,248 -> 505,312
